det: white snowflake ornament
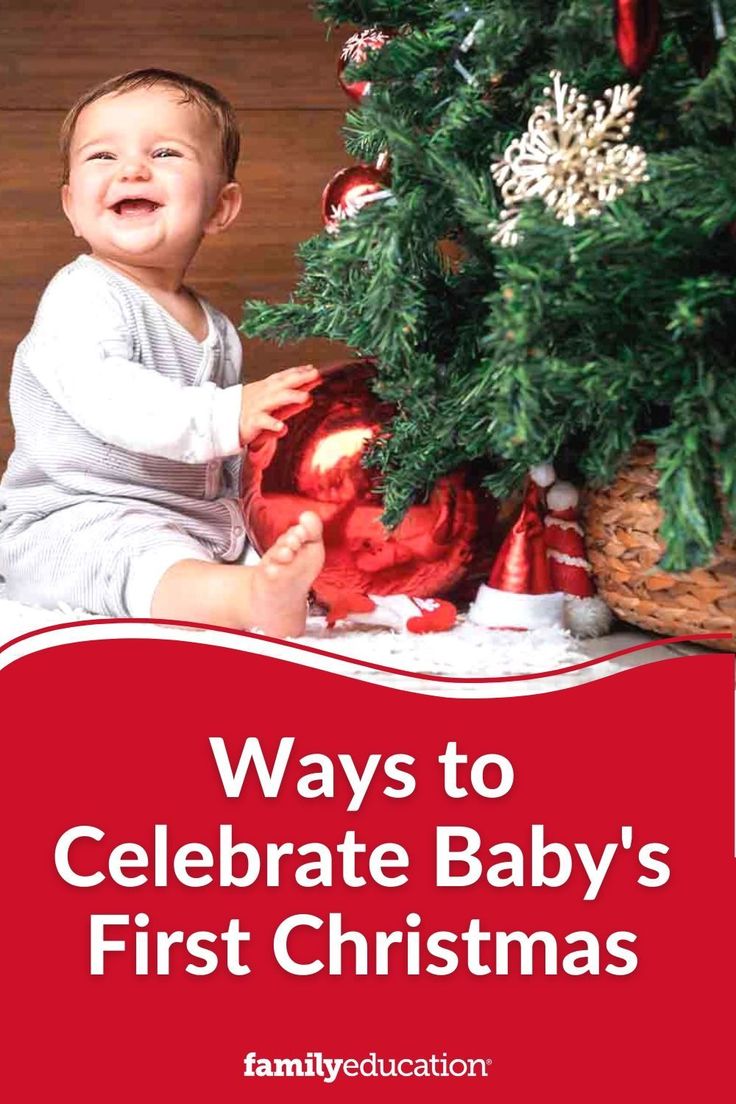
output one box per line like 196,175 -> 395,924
491,71 -> 649,246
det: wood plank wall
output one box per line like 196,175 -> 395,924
0,0 -> 355,473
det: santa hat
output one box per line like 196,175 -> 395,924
545,481 -> 612,638
468,466 -> 565,631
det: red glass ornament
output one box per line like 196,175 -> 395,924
338,27 -> 391,103
614,0 -> 661,77
321,164 -> 390,232
241,360 -> 499,608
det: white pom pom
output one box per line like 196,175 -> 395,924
547,481 -> 579,512
530,463 -> 556,488
564,595 -> 613,638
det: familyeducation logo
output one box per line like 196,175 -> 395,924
243,1052 -> 492,1082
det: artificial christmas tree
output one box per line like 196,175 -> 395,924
243,1 -> 736,640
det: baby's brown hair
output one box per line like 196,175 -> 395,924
59,68 -> 240,184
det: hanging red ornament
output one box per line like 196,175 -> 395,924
436,235 -> 467,274
321,164 -> 391,233
677,2 -> 727,77
681,27 -> 718,77
240,360 -> 500,610
338,27 -> 391,103
613,0 -> 661,77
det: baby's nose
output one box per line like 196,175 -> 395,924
118,156 -> 152,181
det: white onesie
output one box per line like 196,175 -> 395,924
0,253 -> 247,616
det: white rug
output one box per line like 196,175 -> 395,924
0,582 -> 594,680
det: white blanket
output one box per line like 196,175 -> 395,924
0,582 -> 685,691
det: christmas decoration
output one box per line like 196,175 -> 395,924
321,164 -> 392,233
241,360 -> 499,612
338,27 -> 391,102
244,2 -> 736,589
712,0 -> 728,39
677,1 -> 727,77
468,467 -> 565,631
613,0 -> 661,77
544,481 -> 612,638
450,14 -> 486,85
436,234 -> 467,274
491,71 -> 648,245
326,592 -> 457,633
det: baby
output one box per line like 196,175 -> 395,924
0,68 -> 325,637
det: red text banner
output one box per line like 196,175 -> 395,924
2,636 -> 734,1101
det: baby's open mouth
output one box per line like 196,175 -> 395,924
113,198 -> 161,216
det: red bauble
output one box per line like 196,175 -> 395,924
321,164 -> 390,232
241,360 -> 499,608
614,0 -> 661,77
338,27 -> 391,102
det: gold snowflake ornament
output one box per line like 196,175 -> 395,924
491,71 -> 649,246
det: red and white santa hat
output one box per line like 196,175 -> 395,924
544,481 -> 611,638
468,465 -> 565,631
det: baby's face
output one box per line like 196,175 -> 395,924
62,86 -> 239,269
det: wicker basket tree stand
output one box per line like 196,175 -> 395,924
584,445 -> 736,652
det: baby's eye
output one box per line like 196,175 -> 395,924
153,148 -> 182,158
87,151 -> 114,161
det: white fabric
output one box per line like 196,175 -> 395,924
0,254 -> 247,615
0,581 -> 591,683
23,254 -> 242,460
468,584 -> 565,630
124,544 -> 214,619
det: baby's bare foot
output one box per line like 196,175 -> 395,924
247,511 -> 325,637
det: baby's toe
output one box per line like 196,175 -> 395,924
298,511 -> 323,541
272,542 -> 296,565
285,525 -> 307,548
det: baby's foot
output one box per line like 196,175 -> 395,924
247,511 -> 325,637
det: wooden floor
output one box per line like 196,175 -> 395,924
0,0 -> 357,471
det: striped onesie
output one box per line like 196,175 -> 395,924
0,253 -> 247,616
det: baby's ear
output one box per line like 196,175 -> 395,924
60,184 -> 81,237
204,181 -> 242,236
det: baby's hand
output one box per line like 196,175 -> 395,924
239,364 -> 320,447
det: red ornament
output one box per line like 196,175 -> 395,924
338,27 -> 391,103
241,360 -> 499,609
321,164 -> 391,232
614,0 -> 661,77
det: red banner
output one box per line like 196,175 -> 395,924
2,630 -> 734,1101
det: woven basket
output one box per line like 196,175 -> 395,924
583,444 -> 736,652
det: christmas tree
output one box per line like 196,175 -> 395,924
243,0 -> 736,572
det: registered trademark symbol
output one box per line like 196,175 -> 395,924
486,1058 -> 494,1067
